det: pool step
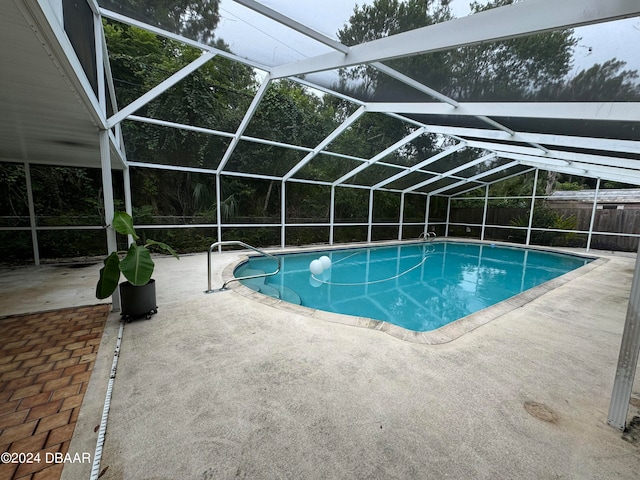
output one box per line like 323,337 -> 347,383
277,286 -> 302,305
239,269 -> 301,305
240,269 -> 267,287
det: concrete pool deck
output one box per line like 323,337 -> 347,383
1,241 -> 640,479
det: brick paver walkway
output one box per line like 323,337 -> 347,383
0,305 -> 110,480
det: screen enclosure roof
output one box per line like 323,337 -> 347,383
1,0 -> 640,196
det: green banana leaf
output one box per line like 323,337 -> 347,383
119,243 -> 154,286
96,251 -> 122,299
145,239 -> 179,259
112,211 -> 139,240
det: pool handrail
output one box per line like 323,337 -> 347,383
206,241 -> 281,293
418,231 -> 437,241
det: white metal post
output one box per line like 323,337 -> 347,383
99,129 -> 120,311
215,173 -> 222,252
445,197 -> 451,237
24,163 -> 40,265
608,240 -> 640,430
526,169 -> 539,246
398,192 -> 405,241
367,190 -> 374,243
281,181 -> 286,248
329,186 -> 336,245
586,178 -> 601,253
424,195 -> 431,235
123,166 -> 132,216
481,184 -> 489,241
123,166 -> 134,246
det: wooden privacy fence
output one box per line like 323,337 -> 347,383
449,205 -> 640,252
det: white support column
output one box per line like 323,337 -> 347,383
123,166 -> 132,216
608,241 -> 640,430
24,163 -> 40,265
445,197 -> 451,237
424,195 -> 431,235
215,173 -> 222,252
367,190 -> 374,243
398,192 -> 406,241
281,181 -> 286,248
329,186 -> 336,245
99,129 -> 120,311
587,178 -> 601,253
526,169 -> 539,246
481,185 -> 489,241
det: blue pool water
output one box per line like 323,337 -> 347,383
235,242 -> 592,332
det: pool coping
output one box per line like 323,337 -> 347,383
220,239 -> 607,344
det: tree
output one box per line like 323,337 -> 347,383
105,21 -> 256,217
538,59 -> 640,101
100,0 -> 220,43
336,0 -> 576,102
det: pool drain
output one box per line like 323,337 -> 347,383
524,401 -> 559,423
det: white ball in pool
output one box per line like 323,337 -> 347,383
309,259 -> 324,275
319,255 -> 331,270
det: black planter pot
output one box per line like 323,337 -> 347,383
119,279 -> 158,322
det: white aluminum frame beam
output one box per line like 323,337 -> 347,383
270,0 -> 640,79
403,152 -> 496,193
497,152 -> 640,185
283,106 -> 366,181
463,140 -> 640,173
100,8 -> 269,72
107,52 -> 215,128
217,76 -> 272,174
366,102 -> 640,123
234,0 -> 349,54
375,143 -> 468,190
370,63 -> 548,152
451,167 -> 537,198
332,127 -> 427,186
419,124 -> 640,156
428,160 -> 523,196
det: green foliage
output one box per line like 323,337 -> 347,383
0,164 -> 28,219
337,0 -> 576,102
556,181 -> 583,191
6,1 -> 640,263
510,205 -> 578,246
101,0 -> 220,43
96,212 -> 179,299
538,59 -> 640,101
105,20 -> 256,218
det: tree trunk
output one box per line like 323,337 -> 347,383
545,171 -> 558,196
263,181 -> 274,215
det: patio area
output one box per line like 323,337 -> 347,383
1,244 -> 639,479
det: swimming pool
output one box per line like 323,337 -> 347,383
234,241 -> 593,332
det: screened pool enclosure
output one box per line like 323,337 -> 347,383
1,0 -> 640,429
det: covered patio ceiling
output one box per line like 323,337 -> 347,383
1,0 -> 639,194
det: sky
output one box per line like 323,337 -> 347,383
215,0 -> 640,80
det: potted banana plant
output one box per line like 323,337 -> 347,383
96,211 -> 179,321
